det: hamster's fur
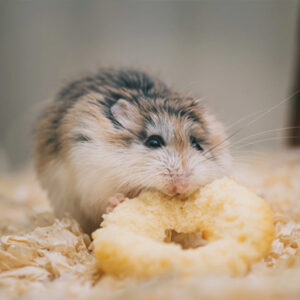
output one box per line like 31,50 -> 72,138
35,69 -> 231,233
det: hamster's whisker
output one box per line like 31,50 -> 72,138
228,89 -> 300,134
232,155 -> 267,163
232,161 -> 257,168
225,108 -> 267,132
203,90 -> 300,156
231,154 -> 268,161
233,136 -> 300,150
230,126 -> 300,147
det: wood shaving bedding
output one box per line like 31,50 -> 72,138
0,149 -> 300,299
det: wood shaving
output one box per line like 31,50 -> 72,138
0,150 -> 300,299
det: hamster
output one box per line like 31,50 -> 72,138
35,68 -> 231,234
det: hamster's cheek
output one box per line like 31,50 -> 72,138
188,159 -> 218,186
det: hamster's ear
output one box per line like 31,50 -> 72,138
111,99 -> 140,129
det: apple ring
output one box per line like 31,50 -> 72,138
92,178 -> 274,278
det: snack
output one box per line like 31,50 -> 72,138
92,178 -> 274,278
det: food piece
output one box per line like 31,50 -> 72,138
92,178 -> 275,279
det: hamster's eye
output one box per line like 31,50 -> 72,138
145,135 -> 165,149
190,136 -> 204,152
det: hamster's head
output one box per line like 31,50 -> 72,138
69,95 -> 232,199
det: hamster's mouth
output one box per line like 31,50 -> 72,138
159,188 -> 195,200
126,185 -> 199,200
124,189 -> 141,199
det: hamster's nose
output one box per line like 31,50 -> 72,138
169,177 -> 190,196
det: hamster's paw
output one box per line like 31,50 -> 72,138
106,193 -> 125,213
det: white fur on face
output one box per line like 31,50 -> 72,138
112,143 -> 228,196
120,115 -> 232,194
69,113 -> 231,204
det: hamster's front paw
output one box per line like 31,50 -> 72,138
106,193 -> 125,213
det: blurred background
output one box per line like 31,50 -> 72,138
0,0 -> 299,170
